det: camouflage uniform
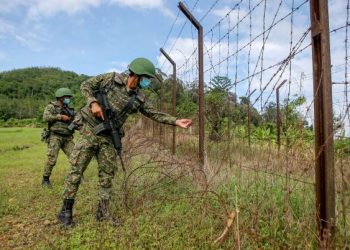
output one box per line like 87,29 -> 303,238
63,72 -> 176,200
43,101 -> 75,177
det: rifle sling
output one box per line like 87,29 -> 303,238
119,93 -> 137,118
95,86 -> 139,123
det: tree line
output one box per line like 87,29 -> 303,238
0,67 -> 88,120
150,72 -> 311,142
0,67 -> 310,143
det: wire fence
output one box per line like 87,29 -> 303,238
119,0 -> 349,248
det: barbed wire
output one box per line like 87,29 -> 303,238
159,1 -> 349,228
203,0 -> 309,73
204,0 -> 245,36
159,0 -> 200,71
199,0 -> 220,22
259,0 -> 267,112
345,0 -> 350,124
243,0 -> 283,97
254,32 -> 311,109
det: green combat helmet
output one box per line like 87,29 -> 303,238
128,58 -> 156,78
55,88 -> 73,98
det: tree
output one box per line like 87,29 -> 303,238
206,76 -> 233,141
262,101 -> 277,124
282,96 -> 308,130
281,96 -> 310,144
237,96 -> 261,126
209,75 -> 232,92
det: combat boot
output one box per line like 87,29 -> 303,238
96,199 -> 122,227
41,176 -> 52,188
57,199 -> 74,227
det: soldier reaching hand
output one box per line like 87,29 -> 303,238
58,58 -> 192,226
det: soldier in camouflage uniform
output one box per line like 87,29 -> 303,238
42,88 -> 76,188
58,58 -> 192,226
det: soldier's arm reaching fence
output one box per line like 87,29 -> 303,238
139,101 -> 177,125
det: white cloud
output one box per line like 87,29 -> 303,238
0,0 -> 175,20
14,32 -> 44,51
158,38 -> 197,69
329,0 -> 347,30
110,0 -> 162,9
0,18 -> 15,37
212,6 -> 239,19
158,0 -> 316,113
0,0 -> 28,13
28,0 -> 102,19
327,0 -> 350,126
194,7 -> 204,14
109,0 -> 174,17
105,60 -> 129,73
0,18 -> 44,51
21,0 -> 174,19
105,68 -> 117,73
158,36 -> 231,83
212,6 -> 248,33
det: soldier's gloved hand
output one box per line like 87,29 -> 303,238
60,115 -> 71,122
91,102 -> 105,120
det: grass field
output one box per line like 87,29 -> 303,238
0,127 -> 348,249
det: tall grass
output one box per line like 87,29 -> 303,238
0,127 -> 348,249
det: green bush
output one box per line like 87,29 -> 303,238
0,118 -> 44,128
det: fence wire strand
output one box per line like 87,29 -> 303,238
144,0 -> 349,247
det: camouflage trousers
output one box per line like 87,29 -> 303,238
62,124 -> 119,201
43,133 -> 74,177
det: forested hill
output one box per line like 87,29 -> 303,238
0,67 -> 89,120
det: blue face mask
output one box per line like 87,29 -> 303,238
63,98 -> 71,105
139,77 -> 151,89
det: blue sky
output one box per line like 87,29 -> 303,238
0,0 -> 243,76
0,0 -> 346,79
1,0 -> 311,76
0,0 -> 186,75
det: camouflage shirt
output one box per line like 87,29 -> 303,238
80,72 -> 177,129
43,101 -> 74,135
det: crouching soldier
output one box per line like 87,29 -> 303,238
57,58 -> 192,226
42,88 -> 76,188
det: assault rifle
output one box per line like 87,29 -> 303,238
61,105 -> 78,131
93,88 -> 126,172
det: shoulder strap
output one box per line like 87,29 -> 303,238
106,72 -> 116,92
93,72 -> 116,97
119,94 -> 137,117
93,77 -> 142,119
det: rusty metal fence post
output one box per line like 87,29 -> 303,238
309,0 -> 335,248
276,80 -> 287,152
160,48 -> 177,155
178,1 -> 205,171
159,79 -> 164,144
